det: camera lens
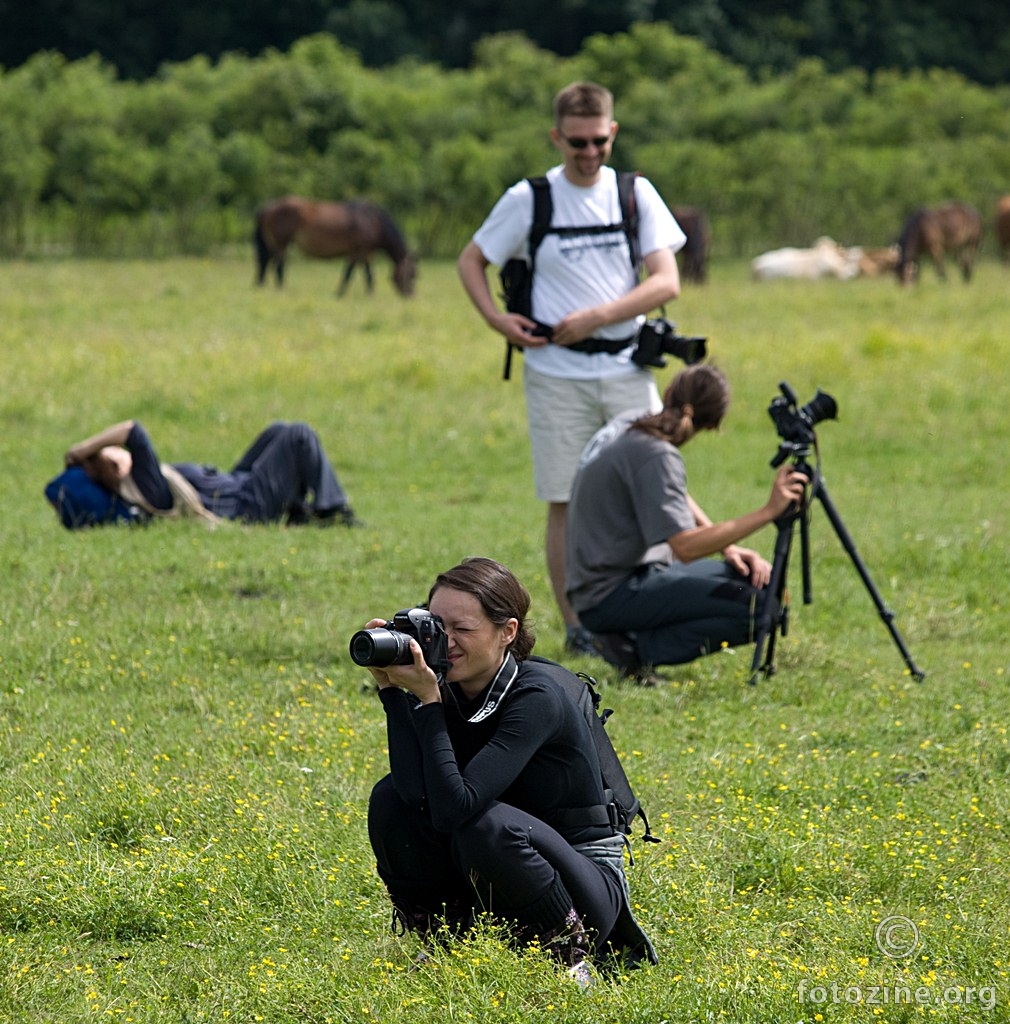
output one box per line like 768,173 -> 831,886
800,389 -> 838,427
349,628 -> 412,667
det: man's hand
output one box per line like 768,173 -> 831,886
490,311 -> 552,349
550,307 -> 605,347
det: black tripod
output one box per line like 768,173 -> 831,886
749,440 -> 926,686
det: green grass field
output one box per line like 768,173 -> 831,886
1,254 -> 1008,1022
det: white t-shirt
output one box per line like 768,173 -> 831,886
472,165 -> 686,381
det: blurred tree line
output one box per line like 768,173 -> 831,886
2,0 -> 1008,85
1,26 -> 1008,260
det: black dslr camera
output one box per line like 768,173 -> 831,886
632,318 -> 707,369
349,608 -> 451,676
768,381 -> 837,464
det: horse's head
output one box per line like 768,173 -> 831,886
393,254 -> 417,297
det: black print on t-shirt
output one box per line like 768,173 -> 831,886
558,231 -> 626,262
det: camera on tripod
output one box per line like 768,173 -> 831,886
768,381 -> 838,463
751,379 -> 925,685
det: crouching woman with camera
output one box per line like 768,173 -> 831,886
360,557 -> 656,983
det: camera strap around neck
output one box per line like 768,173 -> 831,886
452,653 -> 519,724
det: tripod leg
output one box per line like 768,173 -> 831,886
811,480 -> 926,680
749,512 -> 796,685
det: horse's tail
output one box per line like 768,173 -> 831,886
895,208 -> 926,278
253,208 -> 272,285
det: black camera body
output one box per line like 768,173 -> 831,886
769,381 -> 838,448
632,318 -> 707,369
349,608 -> 451,676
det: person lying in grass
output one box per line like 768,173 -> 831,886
62,418 -> 361,527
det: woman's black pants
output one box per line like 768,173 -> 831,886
368,775 -> 621,942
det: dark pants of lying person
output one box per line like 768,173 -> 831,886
170,421 -> 350,522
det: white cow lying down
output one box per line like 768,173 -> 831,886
751,237 -> 860,280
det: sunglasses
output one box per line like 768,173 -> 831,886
561,133 -> 612,150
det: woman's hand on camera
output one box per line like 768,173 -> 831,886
362,619 -> 441,703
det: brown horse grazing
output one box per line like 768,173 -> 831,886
895,201 -> 982,284
254,196 -> 417,296
995,195 -> 1010,264
672,205 -> 711,283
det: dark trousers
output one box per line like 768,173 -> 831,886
579,559 -> 768,667
232,422 -> 348,522
367,775 -> 621,942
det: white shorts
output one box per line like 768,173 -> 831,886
524,365 -> 660,503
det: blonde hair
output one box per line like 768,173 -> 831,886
118,465 -> 221,527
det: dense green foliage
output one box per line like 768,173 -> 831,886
1,255 -> 1007,1021
2,0 -> 1009,85
2,26 -> 1009,262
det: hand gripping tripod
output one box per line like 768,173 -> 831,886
749,383 -> 926,686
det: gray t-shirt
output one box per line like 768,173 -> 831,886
566,422 -> 696,612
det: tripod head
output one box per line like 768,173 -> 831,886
771,440 -> 815,476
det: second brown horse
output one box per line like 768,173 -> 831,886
895,201 -> 982,285
254,196 -> 417,297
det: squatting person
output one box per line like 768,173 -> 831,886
565,364 -> 807,677
362,556 -> 656,984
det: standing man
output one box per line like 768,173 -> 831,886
458,81 -> 685,656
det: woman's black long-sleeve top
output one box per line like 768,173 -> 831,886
378,653 -> 612,845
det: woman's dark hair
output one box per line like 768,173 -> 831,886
429,557 -> 536,661
632,363 -> 730,446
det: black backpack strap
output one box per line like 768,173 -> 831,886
617,170 -> 641,271
502,173 -> 638,379
527,175 -> 553,260
503,176 -> 553,382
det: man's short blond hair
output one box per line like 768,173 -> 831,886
552,81 -> 614,124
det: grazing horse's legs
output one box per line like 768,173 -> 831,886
338,261 -> 354,297
255,257 -> 269,286
928,242 -> 947,281
337,258 -> 375,297
960,237 -> 980,282
254,221 -> 272,286
253,234 -> 285,288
